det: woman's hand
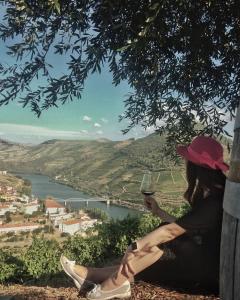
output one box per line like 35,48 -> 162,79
118,246 -> 138,279
144,196 -> 177,222
144,195 -> 160,216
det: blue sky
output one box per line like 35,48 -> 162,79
0,10 -> 153,144
0,62 -> 142,144
0,9 -> 234,144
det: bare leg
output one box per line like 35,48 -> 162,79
72,246 -> 163,287
73,265 -> 120,283
101,246 -> 163,291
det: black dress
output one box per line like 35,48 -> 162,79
135,189 -> 224,293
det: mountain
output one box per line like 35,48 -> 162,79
0,135 -> 230,204
0,135 -> 170,201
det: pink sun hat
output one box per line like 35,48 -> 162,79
176,136 -> 229,172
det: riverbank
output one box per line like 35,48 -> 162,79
52,177 -> 184,212
51,177 -> 146,212
112,199 -> 146,212
15,172 -> 182,216
14,173 -> 141,220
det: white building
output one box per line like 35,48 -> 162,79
51,213 -> 74,226
0,223 -> 42,233
0,204 -> 17,216
59,219 -> 82,235
45,198 -> 65,215
59,219 -> 98,235
80,219 -> 98,231
24,204 -> 40,215
18,195 -> 30,203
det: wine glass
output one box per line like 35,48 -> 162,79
140,171 -> 156,196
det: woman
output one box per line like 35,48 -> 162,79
60,136 -> 228,300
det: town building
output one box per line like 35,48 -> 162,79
79,219 -> 98,231
51,213 -> 74,226
59,219 -> 82,235
0,223 -> 42,233
23,203 -> 40,215
18,195 -> 30,203
0,204 -> 17,216
59,218 -> 98,235
45,198 -> 65,215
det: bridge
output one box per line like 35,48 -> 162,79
57,197 -> 111,206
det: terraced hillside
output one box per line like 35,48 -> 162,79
0,134 -> 230,205
0,172 -> 31,197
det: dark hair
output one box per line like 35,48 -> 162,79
184,161 -> 226,205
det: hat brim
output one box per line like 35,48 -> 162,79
176,145 -> 198,164
176,145 -> 229,172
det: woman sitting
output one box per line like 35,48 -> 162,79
60,136 -> 228,300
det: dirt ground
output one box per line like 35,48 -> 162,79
0,282 -> 220,300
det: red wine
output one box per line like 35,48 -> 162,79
142,191 -> 155,196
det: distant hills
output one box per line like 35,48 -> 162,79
0,134 -> 172,201
0,134 -> 231,204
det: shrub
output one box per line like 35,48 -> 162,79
62,235 -> 106,266
60,232 -> 70,238
6,232 -> 14,237
0,251 -> 16,282
44,225 -> 54,234
165,202 -> 191,219
32,228 -> 43,235
6,236 -> 18,243
22,238 -> 61,279
0,207 -> 189,283
0,250 -> 24,283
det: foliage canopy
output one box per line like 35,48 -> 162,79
0,0 -> 239,144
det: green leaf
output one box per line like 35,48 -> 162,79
53,0 -> 61,14
116,45 -> 131,52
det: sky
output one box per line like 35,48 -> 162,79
0,62 -> 144,144
0,10 -> 235,145
0,9 -> 153,144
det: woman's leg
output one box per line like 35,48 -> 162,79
101,246 -> 164,291
73,245 -> 163,287
73,265 -> 120,283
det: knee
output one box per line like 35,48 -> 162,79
138,245 -> 164,258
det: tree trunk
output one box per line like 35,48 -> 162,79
220,103 -> 240,299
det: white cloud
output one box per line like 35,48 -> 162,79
0,123 -> 115,144
0,123 -> 89,144
94,123 -> 101,128
145,119 -> 165,134
101,118 -> 108,123
83,115 -> 92,122
80,129 -> 88,134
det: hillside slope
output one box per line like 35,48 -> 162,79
0,134 -> 175,202
0,134 -> 230,204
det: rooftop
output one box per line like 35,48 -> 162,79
0,223 -> 39,228
25,203 -> 39,207
0,205 -> 10,209
45,199 -> 64,209
62,219 -> 81,225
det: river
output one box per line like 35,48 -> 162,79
15,173 -> 141,220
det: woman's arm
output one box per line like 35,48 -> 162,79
120,222 -> 186,277
155,207 -> 177,223
144,195 -> 176,223
137,222 -> 186,251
